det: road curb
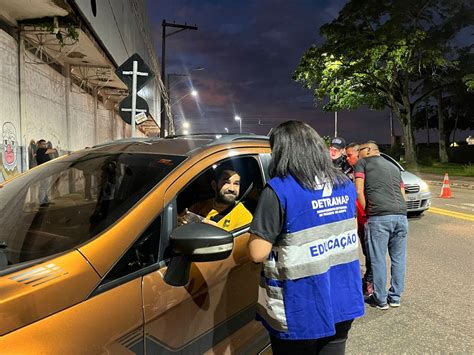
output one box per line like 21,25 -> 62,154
425,180 -> 474,190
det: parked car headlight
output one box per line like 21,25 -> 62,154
419,180 -> 430,192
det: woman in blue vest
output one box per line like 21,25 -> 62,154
248,121 -> 364,354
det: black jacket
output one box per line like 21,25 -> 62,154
333,155 -> 353,177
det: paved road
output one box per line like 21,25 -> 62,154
347,185 -> 473,353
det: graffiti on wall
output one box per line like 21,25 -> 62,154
0,122 -> 20,183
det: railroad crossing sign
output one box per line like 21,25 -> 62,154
118,95 -> 150,125
116,53 -> 154,92
115,53 -> 154,135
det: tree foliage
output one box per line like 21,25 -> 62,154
414,79 -> 474,139
295,0 -> 473,163
463,74 -> 474,92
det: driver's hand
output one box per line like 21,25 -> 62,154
177,208 -> 190,226
202,219 -> 218,227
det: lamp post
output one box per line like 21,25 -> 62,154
166,68 -> 203,134
334,79 -> 338,137
160,20 -> 198,138
160,89 -> 198,134
322,53 -> 342,138
235,115 -> 242,133
167,67 -> 204,93
224,127 -> 228,133
172,89 -> 198,106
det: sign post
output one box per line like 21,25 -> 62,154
116,53 -> 154,137
131,61 -> 138,136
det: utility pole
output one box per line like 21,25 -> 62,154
426,113 -> 430,147
160,20 -> 198,138
390,110 -> 394,146
334,78 -> 338,137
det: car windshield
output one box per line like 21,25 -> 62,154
380,153 -> 404,171
0,151 -> 186,271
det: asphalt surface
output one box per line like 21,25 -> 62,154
346,185 -> 474,353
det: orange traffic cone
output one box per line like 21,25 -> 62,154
439,173 -> 452,198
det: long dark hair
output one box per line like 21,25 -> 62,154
269,121 -> 348,189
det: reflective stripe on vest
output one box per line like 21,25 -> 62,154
256,175 -> 364,339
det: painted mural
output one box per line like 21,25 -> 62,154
0,122 -> 19,183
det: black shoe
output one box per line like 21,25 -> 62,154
39,203 -> 50,207
365,295 -> 389,310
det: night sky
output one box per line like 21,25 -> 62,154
145,0 -> 402,143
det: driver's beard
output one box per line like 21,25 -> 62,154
215,190 -> 237,205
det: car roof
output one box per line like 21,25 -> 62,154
88,133 -> 270,156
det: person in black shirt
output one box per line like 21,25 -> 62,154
354,141 -> 408,310
35,139 -> 56,166
35,139 -> 57,206
247,121 -> 363,354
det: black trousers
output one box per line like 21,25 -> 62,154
270,320 -> 353,355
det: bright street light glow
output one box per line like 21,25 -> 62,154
235,115 -> 242,133
224,127 -> 229,133
182,121 -> 190,129
183,129 -> 189,135
191,90 -> 198,97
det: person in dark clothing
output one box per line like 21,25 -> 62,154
35,139 -> 57,206
329,137 -> 351,176
35,139 -> 57,166
247,121 -> 364,354
354,141 -> 408,310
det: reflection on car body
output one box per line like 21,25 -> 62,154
0,134 -> 271,354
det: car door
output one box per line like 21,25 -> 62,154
0,150 -> 183,354
142,148 -> 269,354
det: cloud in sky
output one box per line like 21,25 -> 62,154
146,0 -> 405,142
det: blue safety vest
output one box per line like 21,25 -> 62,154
257,175 -> 364,340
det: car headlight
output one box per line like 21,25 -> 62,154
419,180 -> 430,192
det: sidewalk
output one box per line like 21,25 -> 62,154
418,173 -> 474,190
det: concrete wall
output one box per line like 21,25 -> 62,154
0,28 -> 142,182
69,86 -> 95,151
0,29 -> 21,182
24,59 -> 68,152
72,0 -> 160,120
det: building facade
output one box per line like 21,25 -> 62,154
0,0 -> 162,182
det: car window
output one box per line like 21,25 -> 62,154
0,152 -> 185,272
176,156 -> 264,233
99,214 -> 162,288
381,153 -> 404,171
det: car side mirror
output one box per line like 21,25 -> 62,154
164,222 -> 234,287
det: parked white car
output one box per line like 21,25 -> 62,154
381,153 -> 432,215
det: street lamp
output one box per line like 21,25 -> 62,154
322,53 -> 342,137
334,79 -> 338,137
166,69 -> 203,135
224,127 -> 229,133
160,20 -> 198,138
235,115 -> 242,133
173,89 -> 198,106
167,67 -> 204,91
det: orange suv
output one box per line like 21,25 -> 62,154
0,134 -> 272,354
